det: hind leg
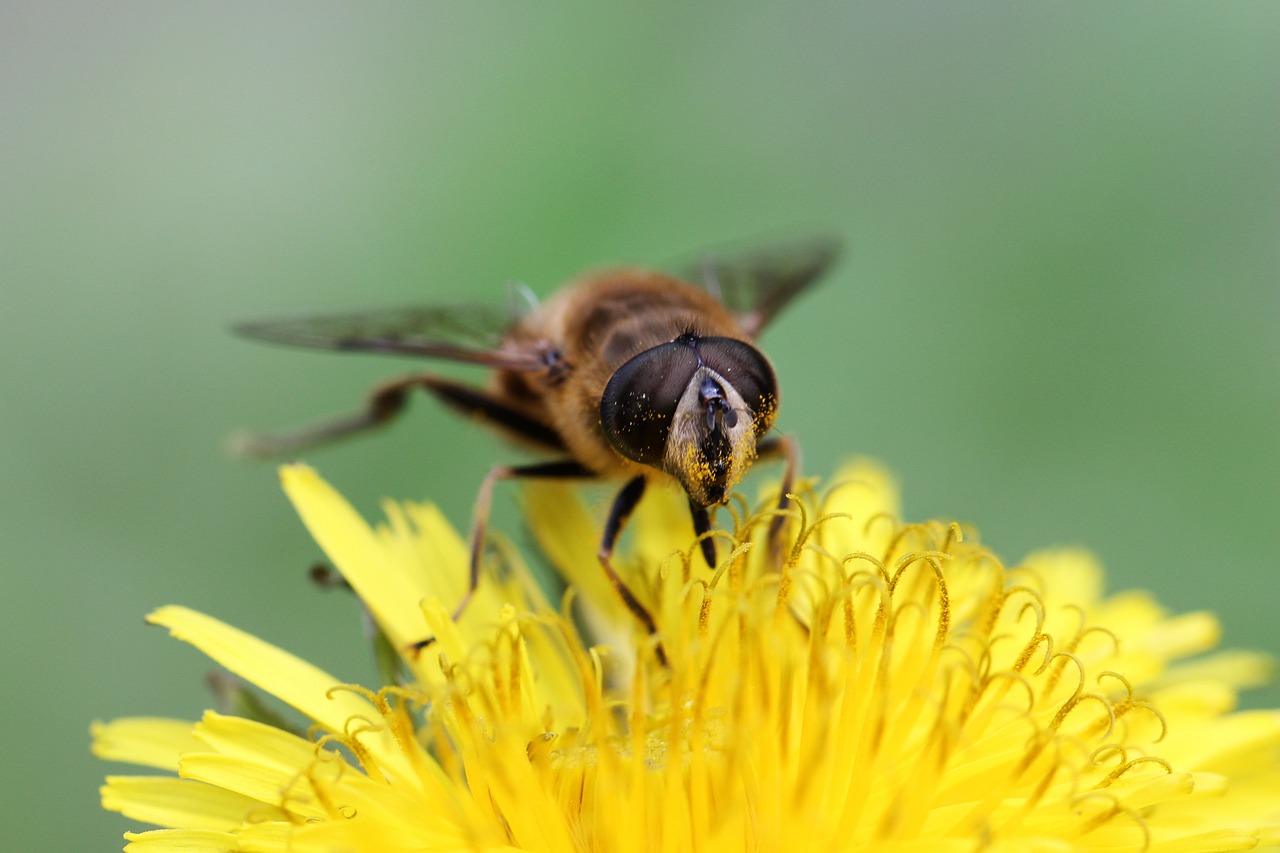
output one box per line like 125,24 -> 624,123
233,374 -> 566,457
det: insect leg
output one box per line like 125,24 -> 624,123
234,374 -> 565,458
231,374 -> 426,458
409,463 -> 659,658
598,476 -> 667,662
418,376 -> 565,451
455,459 -> 597,621
756,433 -> 800,562
688,499 -> 717,568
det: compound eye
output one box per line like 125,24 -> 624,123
600,342 -> 701,465
696,338 -> 779,437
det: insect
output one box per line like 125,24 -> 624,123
234,236 -> 839,641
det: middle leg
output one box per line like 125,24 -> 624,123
597,476 -> 658,636
456,459 -> 597,620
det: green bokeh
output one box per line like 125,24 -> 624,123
2,4 -> 1277,849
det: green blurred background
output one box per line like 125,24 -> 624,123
3,3 -> 1277,848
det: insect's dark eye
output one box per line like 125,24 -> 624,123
695,337 -> 779,438
600,342 -> 700,466
600,336 -> 779,466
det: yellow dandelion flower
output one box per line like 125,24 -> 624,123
95,462 -> 1280,852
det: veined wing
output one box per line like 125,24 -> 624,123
233,302 -> 545,370
683,235 -> 841,338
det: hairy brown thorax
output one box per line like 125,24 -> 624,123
495,270 -> 748,481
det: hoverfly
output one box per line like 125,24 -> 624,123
235,236 -> 839,642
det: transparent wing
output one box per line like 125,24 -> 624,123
682,235 -> 841,338
232,302 -> 544,370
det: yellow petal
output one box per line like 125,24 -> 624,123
178,753 -> 326,820
237,821 -> 291,853
280,464 -> 439,650
145,605 -> 415,785
524,480 -> 635,646
1174,710 -> 1280,774
192,711 -> 319,773
91,718 -> 202,771
101,776 -> 280,830
1021,548 -> 1104,606
629,480 -> 696,570
295,768 -> 482,851
1164,649 -> 1275,691
123,828 -> 238,852
830,457 -> 900,511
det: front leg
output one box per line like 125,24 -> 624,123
687,434 -> 798,575
597,476 -> 659,639
757,433 -> 800,563
688,500 -> 717,569
471,472 -> 665,664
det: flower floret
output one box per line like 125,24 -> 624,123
96,461 -> 1280,852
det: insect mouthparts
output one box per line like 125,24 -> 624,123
699,376 -> 739,431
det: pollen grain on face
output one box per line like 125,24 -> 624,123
95,461 -> 1280,852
